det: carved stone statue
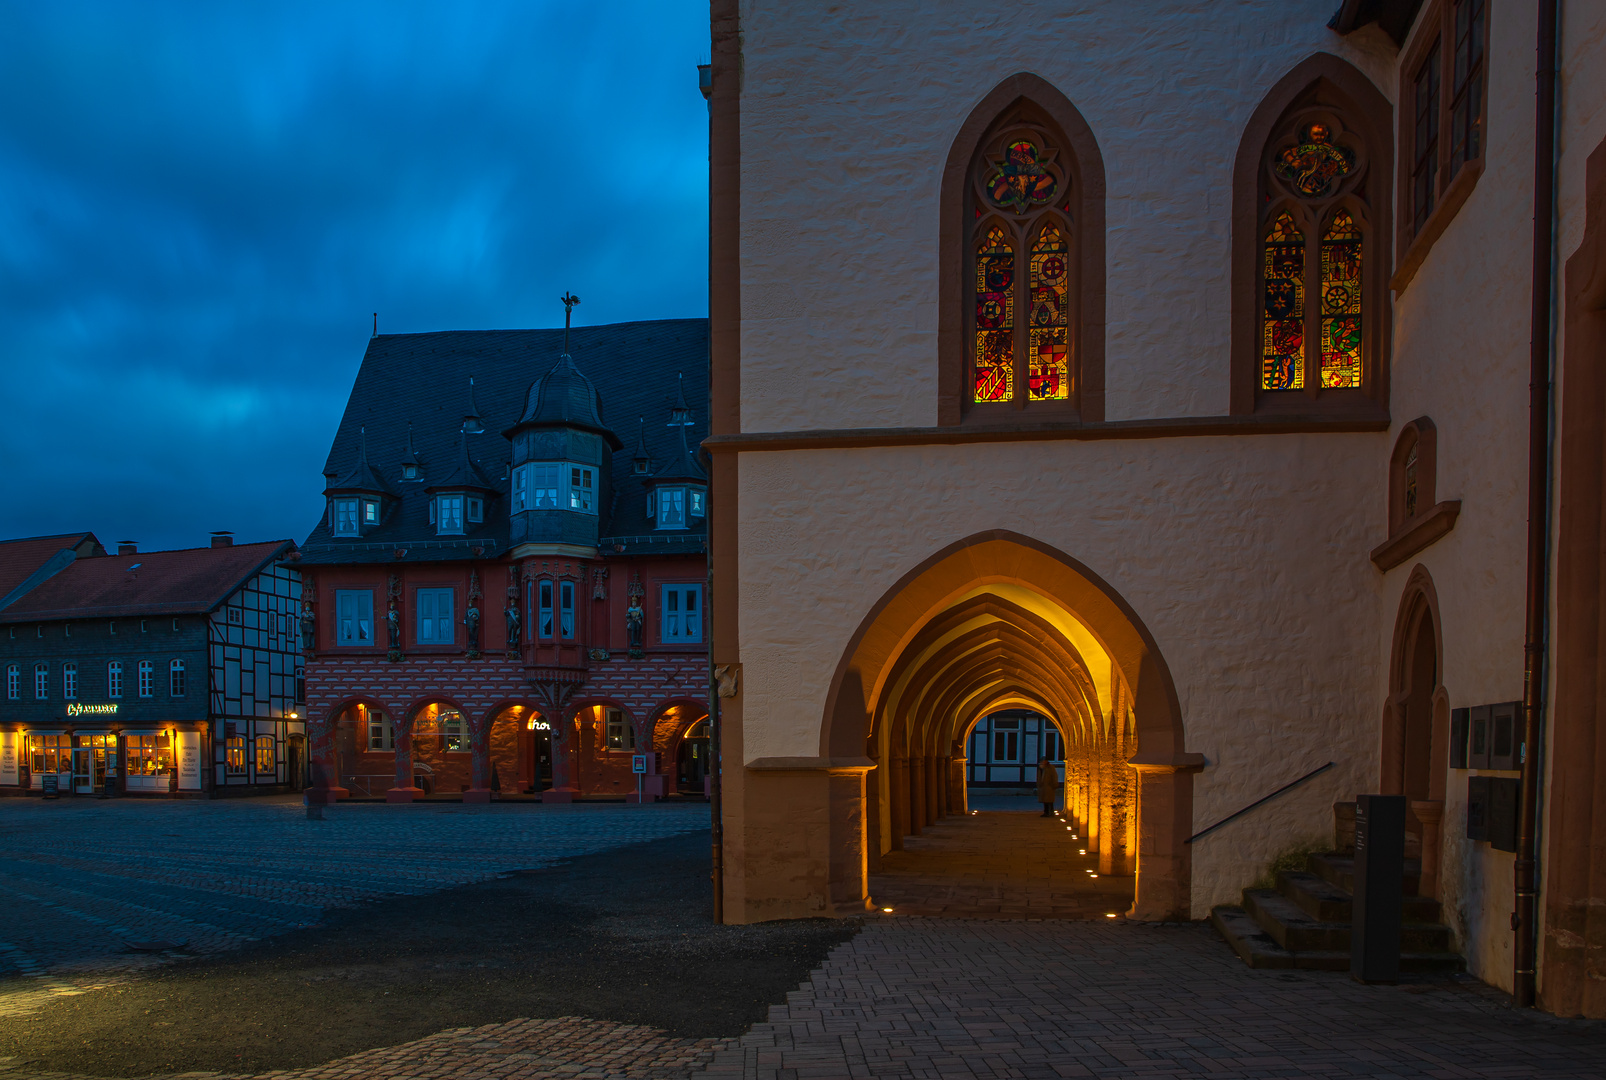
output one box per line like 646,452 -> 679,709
387,606 -> 400,650
626,598 -> 644,650
300,606 -> 317,651
464,603 -> 481,652
505,601 -> 521,646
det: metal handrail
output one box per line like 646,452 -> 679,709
1185,761 -> 1335,844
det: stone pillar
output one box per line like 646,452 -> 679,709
387,714 -> 423,803
949,756 -> 968,815
1411,799 -> 1445,900
1126,756 -> 1203,921
908,753 -> 924,835
1087,743 -> 1103,853
1098,742 -> 1117,875
927,754 -> 942,822
544,708 -> 579,803
865,755 -> 882,871
463,710 -> 493,804
304,713 -> 348,804
889,753 -> 907,848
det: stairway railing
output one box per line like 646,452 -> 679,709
1186,761 -> 1335,844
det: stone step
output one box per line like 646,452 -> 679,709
1279,870 -> 1443,924
1211,904 -> 1466,975
1209,905 -> 1348,971
1309,853 -> 1421,897
1243,888 -> 1458,955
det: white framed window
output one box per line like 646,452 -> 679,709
170,659 -> 186,697
467,496 -> 483,523
538,580 -> 554,639
254,735 -> 276,774
335,589 -> 374,646
532,464 -> 562,509
225,735 -> 247,775
559,580 -> 575,639
362,499 -> 379,524
568,466 -> 596,513
107,661 -> 122,699
138,660 -> 154,698
605,708 -> 634,750
332,498 -> 359,536
657,487 -> 687,529
367,709 -> 393,750
690,488 -> 705,519
6,664 -> 18,701
402,462 -> 420,482
62,662 -> 77,700
34,663 -> 48,700
441,709 -> 468,751
417,587 -> 454,644
436,494 -> 464,535
661,584 -> 703,643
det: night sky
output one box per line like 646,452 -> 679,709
0,2 -> 709,554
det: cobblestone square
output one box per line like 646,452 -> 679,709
0,796 -> 709,1010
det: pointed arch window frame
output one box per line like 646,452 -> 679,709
939,74 -> 1106,426
1231,56 -> 1394,420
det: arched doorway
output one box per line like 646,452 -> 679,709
676,717 -> 711,795
1383,566 -> 1448,897
816,532 -> 1197,921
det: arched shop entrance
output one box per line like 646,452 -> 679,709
813,532 -> 1198,921
677,717 -> 711,794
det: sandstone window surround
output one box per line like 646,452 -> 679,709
1371,417 -> 1461,570
1231,54 -> 1394,420
1393,0 -> 1490,294
938,74 -> 1106,426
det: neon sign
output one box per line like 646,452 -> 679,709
66,703 -> 118,716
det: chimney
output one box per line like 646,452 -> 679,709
210,531 -> 234,548
117,541 -> 138,556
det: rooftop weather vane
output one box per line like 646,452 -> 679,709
561,292 -> 580,354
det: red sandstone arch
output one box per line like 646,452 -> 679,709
821,530 -> 1197,920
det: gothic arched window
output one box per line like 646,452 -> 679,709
1259,116 -> 1370,393
966,108 -> 1082,412
1231,57 -> 1392,417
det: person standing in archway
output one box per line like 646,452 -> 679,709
1036,757 -> 1059,817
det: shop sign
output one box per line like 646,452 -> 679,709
176,732 -> 202,791
529,720 -> 551,732
66,703 -> 118,716
0,733 -> 14,785
41,774 -> 59,798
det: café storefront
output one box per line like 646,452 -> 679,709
4,705 -> 209,796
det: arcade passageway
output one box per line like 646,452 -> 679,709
821,534 -> 1200,921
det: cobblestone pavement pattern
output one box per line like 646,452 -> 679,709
0,797 -> 707,1016
702,919 -> 1606,1079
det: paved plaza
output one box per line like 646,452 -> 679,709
1,801 -> 1604,1079
0,796 -> 708,1015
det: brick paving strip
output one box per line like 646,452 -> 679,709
0,1017 -> 735,1080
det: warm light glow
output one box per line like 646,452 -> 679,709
1079,849 -> 1086,855
1105,913 -> 1117,918
1090,873 -> 1099,878
881,907 -> 893,913
288,711 -> 299,719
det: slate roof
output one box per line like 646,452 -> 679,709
299,319 -> 709,564
0,533 -> 102,604
0,540 -> 296,622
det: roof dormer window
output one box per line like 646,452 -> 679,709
332,498 -> 359,537
468,496 -> 483,524
433,494 -> 465,535
657,487 -> 686,529
402,463 -> 420,482
363,500 -> 379,525
568,466 -> 596,513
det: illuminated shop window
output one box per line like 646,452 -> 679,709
28,734 -> 70,774
440,710 -> 468,752
126,734 -> 171,775
366,709 -> 393,751
226,735 -> 247,775
255,735 -> 276,774
605,708 -> 635,751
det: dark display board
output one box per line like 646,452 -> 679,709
1351,793 -> 1405,984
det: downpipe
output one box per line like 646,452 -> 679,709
1514,0 -> 1560,1010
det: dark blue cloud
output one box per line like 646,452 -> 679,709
0,0 -> 708,552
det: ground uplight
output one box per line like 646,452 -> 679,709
882,906 -> 893,913
1105,913 -> 1117,918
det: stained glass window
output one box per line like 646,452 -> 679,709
984,140 -> 1057,214
974,224 -> 1014,402
1274,123 -> 1356,199
1261,213 -> 1305,390
1320,210 -> 1363,388
1404,441 -> 1419,520
1028,224 -> 1069,400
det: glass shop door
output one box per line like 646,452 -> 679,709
72,748 -> 93,793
